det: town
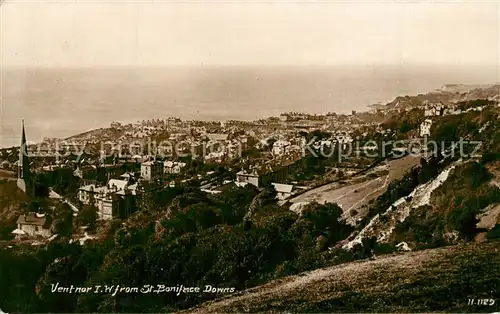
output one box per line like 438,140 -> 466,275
0,84 -> 499,314
1,85 -> 499,244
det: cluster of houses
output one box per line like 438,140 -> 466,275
78,174 -> 140,220
234,157 -> 306,200
235,169 -> 298,201
271,139 -> 299,157
266,132 -> 354,159
202,133 -> 247,162
75,152 -> 306,222
77,159 -> 187,221
424,103 -> 462,117
76,128 -> 359,220
424,102 -> 491,117
420,101 -> 494,137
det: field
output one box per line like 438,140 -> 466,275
179,240 -> 500,313
290,155 -> 421,214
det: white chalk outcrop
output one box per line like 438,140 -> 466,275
342,160 -> 463,250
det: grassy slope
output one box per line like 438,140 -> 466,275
179,240 -> 500,313
0,180 -> 27,239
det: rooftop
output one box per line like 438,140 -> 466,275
108,179 -> 128,191
237,170 -> 259,177
79,184 -> 108,193
207,133 -> 229,141
271,183 -> 294,193
17,213 -> 48,226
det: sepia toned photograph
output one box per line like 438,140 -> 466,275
0,0 -> 499,313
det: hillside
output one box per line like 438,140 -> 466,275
179,240 -> 500,313
383,84 -> 500,110
0,180 -> 28,240
438,84 -> 494,93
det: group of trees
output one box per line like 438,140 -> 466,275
0,180 -> 28,240
431,111 -> 480,143
381,108 -> 425,137
442,162 -> 499,240
0,184 -> 358,313
456,99 -> 498,111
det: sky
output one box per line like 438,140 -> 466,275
0,0 -> 499,67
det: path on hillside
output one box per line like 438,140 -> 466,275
345,174 -> 390,212
289,155 -> 420,212
492,180 -> 500,189
477,204 -> 500,230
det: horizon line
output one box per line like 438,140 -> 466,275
2,62 -> 499,70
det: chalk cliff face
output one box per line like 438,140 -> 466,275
342,155 -> 500,251
342,160 -> 463,250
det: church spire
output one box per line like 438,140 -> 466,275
21,119 -> 26,149
19,120 -> 28,171
17,120 -> 31,193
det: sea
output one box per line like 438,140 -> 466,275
1,64 -> 498,148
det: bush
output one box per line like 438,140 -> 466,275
447,202 -> 480,241
373,242 -> 396,254
481,151 -> 500,164
77,205 -> 98,230
486,224 -> 500,240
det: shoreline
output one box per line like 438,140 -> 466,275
1,81 -> 499,150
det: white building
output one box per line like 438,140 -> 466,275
206,133 -> 229,142
271,183 -> 295,200
78,184 -> 107,205
12,213 -> 52,239
164,161 -> 187,174
272,140 -> 291,156
443,107 -> 462,116
420,119 -> 433,137
78,174 -> 139,220
141,160 -> 164,181
424,104 -> 444,117
335,134 -> 353,144
236,170 -> 260,187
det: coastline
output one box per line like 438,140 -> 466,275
2,64 -> 498,149
1,76 -> 498,149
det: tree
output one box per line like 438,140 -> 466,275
266,138 -> 277,151
52,203 -> 74,236
448,200 -> 480,241
486,224 -> 500,240
31,173 -> 50,198
337,170 -> 345,180
77,205 -> 98,230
